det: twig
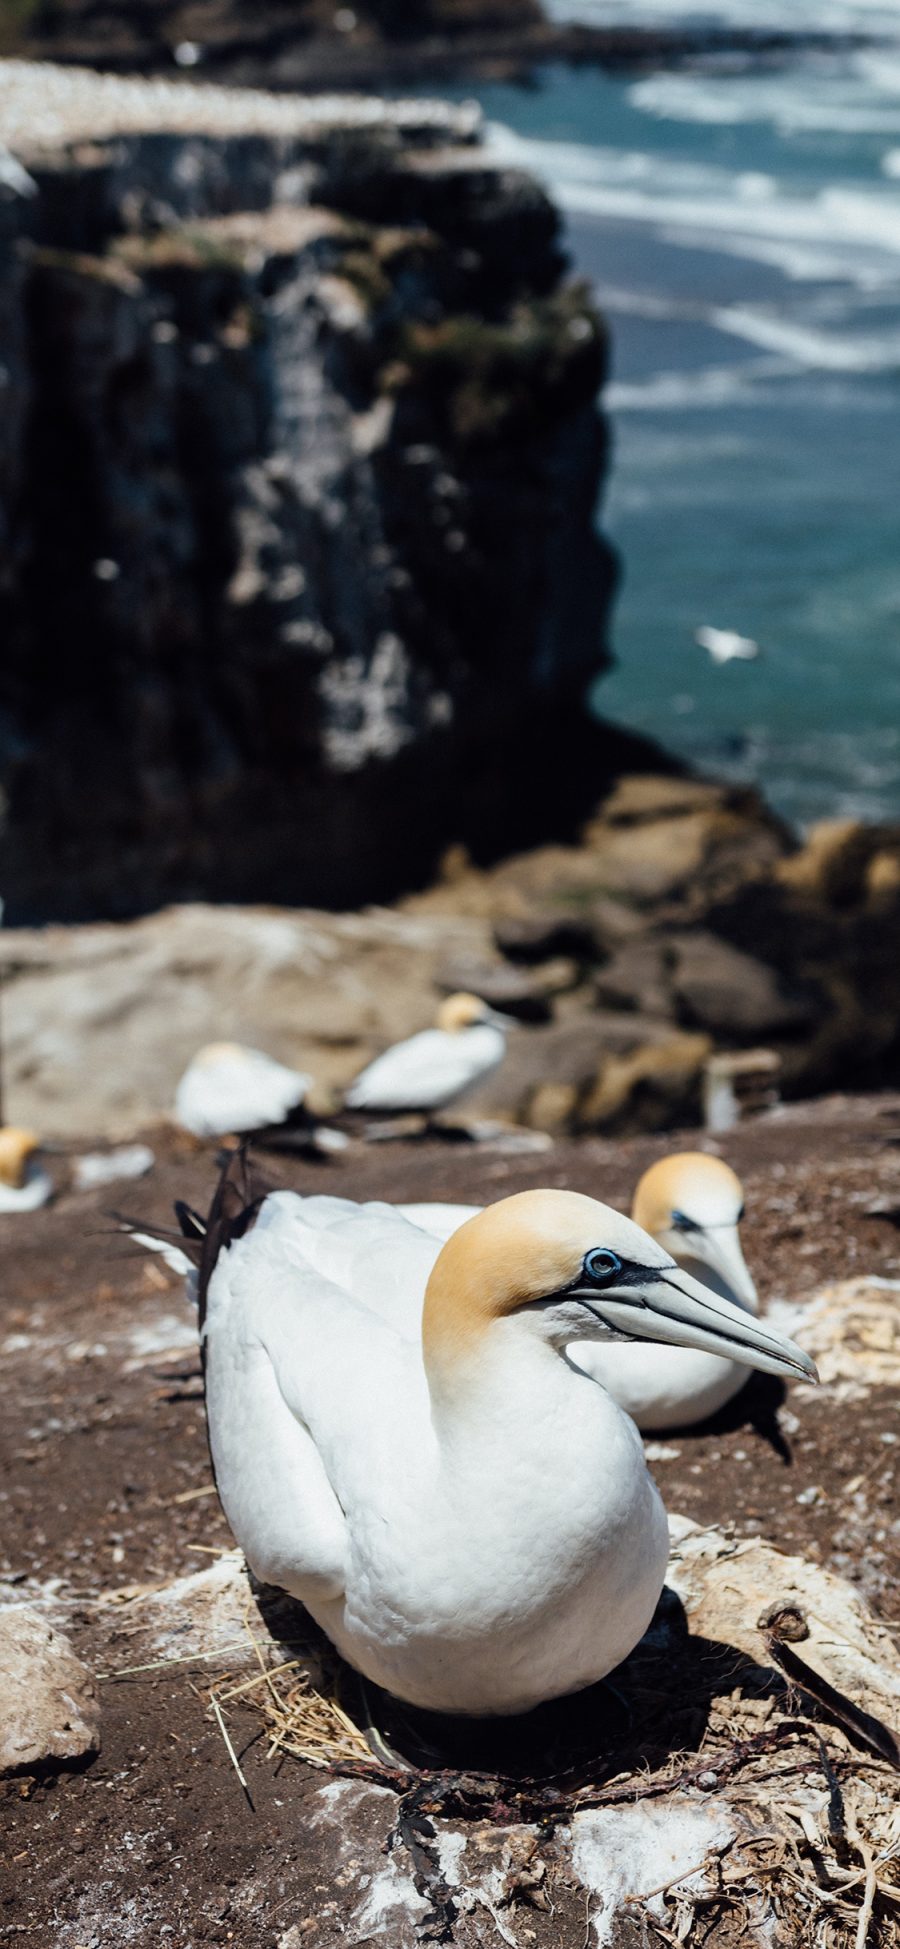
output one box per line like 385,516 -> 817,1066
214,1659 -> 304,1705
96,1640 -> 251,1678
853,1840 -> 877,1949
243,1613 -> 285,1715
624,1842 -> 733,1904
210,1691 -> 255,1809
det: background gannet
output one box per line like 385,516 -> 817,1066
174,1041 -> 312,1140
576,1154 -> 760,1429
194,1178 -> 813,1716
0,1127 -> 52,1213
343,992 -> 509,1117
401,1153 -> 759,1431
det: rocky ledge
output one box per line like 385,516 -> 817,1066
0,60 -> 626,921
6,772 -> 900,1139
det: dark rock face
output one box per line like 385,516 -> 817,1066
0,75 -> 619,920
666,931 -> 816,1041
13,0 -> 543,72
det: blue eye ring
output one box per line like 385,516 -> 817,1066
583,1248 -> 623,1287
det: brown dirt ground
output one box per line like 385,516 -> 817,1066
2,1092 -> 900,1946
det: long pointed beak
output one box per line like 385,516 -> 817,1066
579,1266 -> 817,1385
686,1223 -> 758,1314
484,1008 -> 517,1031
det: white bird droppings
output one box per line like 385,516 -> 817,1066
570,1799 -> 737,1946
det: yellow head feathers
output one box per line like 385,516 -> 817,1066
423,1188 -> 613,1369
435,993 -> 490,1034
193,1041 -> 248,1067
633,1152 -> 744,1240
0,1127 -> 39,1191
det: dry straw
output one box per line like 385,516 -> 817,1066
209,1653 -> 372,1771
204,1619 -> 900,1946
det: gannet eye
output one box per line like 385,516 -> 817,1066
583,1248 -> 623,1286
671,1209 -> 702,1234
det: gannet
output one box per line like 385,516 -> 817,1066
344,993 -> 509,1117
191,1179 -> 813,1715
401,1154 -> 759,1431
695,625 -> 761,664
174,1042 -> 312,1140
0,1128 -> 52,1213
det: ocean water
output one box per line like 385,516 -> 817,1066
451,34 -> 900,826
545,0 -> 900,32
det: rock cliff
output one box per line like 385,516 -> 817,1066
3,0 -> 543,71
0,61 -> 624,921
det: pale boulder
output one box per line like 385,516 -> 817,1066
0,1608 -> 100,1776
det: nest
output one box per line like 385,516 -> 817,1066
769,1277 -> 900,1399
202,1542 -> 900,1948
209,1654 -> 373,1772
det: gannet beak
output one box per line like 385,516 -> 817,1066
483,1007 -> 516,1030
688,1223 -> 758,1312
578,1266 -> 817,1385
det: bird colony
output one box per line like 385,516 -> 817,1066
4,973 -> 900,1949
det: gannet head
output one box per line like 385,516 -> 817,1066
435,993 -> 509,1034
633,1153 -> 757,1312
0,1127 -> 39,1192
192,1042 -> 250,1066
422,1187 -> 813,1385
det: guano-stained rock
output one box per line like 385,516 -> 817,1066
0,1607 -> 101,1776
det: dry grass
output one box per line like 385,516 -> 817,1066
208,1626 -> 373,1772
205,1630 -> 900,1946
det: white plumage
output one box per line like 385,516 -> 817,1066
401,1153 -> 761,1433
198,1183 -> 814,1715
174,1042 -> 311,1139
0,1128 -> 52,1214
344,993 -> 507,1115
0,1161 -> 52,1213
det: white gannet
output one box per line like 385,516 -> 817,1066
195,1180 -> 813,1715
401,1153 -> 759,1432
0,1128 -> 52,1213
343,993 -> 509,1117
695,625 -> 761,664
574,1154 -> 760,1430
174,1042 -> 312,1140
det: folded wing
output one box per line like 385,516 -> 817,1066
202,1193 -> 434,1599
345,1029 -> 484,1112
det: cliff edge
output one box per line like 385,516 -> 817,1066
0,61 -> 626,921
1,0 -> 543,72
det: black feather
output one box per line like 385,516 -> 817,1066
109,1210 -> 204,1269
174,1200 -> 208,1242
196,1146 -> 266,1336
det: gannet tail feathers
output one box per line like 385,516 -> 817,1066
174,1200 -> 207,1245
111,1150 -> 265,1310
194,1146 -> 266,1329
112,1215 -> 198,1282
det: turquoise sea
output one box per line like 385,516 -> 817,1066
452,16 -> 900,826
